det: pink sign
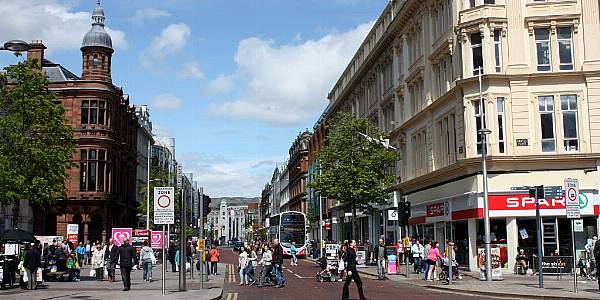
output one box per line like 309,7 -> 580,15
150,231 -> 165,249
111,228 -> 132,247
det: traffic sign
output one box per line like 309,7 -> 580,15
564,178 -> 579,206
574,219 -> 584,232
154,186 -> 175,224
388,209 -> 398,221
566,205 -> 581,219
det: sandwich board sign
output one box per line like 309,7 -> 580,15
154,187 -> 175,224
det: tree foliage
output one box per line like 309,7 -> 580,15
0,59 -> 75,207
308,112 -> 400,239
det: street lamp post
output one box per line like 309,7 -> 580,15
0,40 -> 31,52
477,65 -> 493,282
146,140 -> 151,230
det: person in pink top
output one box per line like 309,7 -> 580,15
426,241 -> 444,281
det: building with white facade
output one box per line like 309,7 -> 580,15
325,0 -> 600,272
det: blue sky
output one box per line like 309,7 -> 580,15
0,0 -> 385,197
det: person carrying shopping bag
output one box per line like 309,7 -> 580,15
140,240 -> 156,282
238,246 -> 249,285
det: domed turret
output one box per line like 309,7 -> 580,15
81,0 -> 112,50
81,0 -> 113,82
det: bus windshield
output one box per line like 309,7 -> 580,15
280,226 -> 305,246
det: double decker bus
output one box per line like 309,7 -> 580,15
269,211 -> 308,258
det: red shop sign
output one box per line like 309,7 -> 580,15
489,194 -> 566,210
426,202 -> 446,217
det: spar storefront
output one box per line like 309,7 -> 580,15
406,172 -> 600,272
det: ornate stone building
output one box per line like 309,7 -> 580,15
287,131 -> 312,213
325,0 -> 600,271
31,1 -> 139,242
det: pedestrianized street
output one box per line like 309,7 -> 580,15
3,0 -> 600,299
217,248 -> 498,300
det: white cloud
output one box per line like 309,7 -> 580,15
151,94 -> 183,112
177,61 -> 206,81
140,23 -> 190,70
178,152 -> 278,197
129,8 -> 171,25
206,74 -> 235,94
0,0 -> 127,51
208,21 -> 374,126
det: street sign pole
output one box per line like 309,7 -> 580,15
199,191 -> 204,289
571,219 -> 577,293
564,178 -> 579,294
162,225 -> 166,296
531,186 -> 544,288
154,186 -> 175,296
179,188 -> 186,291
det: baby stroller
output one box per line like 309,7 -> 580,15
316,256 -> 339,282
439,258 -> 460,282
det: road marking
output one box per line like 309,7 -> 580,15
227,264 -> 236,283
286,269 -> 293,274
226,293 -> 238,300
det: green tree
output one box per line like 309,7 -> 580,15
306,205 -> 319,232
0,59 -> 75,226
138,166 -> 180,230
308,112 -> 400,240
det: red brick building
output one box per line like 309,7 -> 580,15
31,1 -> 138,243
287,131 -> 312,213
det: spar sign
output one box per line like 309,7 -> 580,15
154,187 -> 175,225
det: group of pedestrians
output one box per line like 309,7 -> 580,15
237,238 -> 285,288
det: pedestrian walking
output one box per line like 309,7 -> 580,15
593,237 -> 600,290
411,240 -> 424,274
374,239 -> 387,280
104,238 -> 118,282
426,241 -> 444,282
24,243 -> 41,290
586,236 -> 598,279
140,240 -> 155,282
76,242 -> 86,267
116,238 -> 135,291
290,242 -> 298,266
422,240 -> 431,279
91,244 -> 104,280
247,246 -> 258,285
85,241 -> 92,265
396,240 -> 404,266
365,240 -> 373,265
67,253 -> 81,282
272,239 -> 285,288
341,242 -> 366,300
168,241 -> 177,272
209,245 -> 220,275
257,244 -> 272,287
238,246 -> 249,285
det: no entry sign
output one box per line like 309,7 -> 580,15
154,186 -> 175,224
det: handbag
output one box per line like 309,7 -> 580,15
150,252 -> 157,265
89,269 -> 96,277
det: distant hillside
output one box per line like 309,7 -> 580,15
209,197 -> 260,208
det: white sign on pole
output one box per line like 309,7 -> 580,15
67,224 -> 79,235
564,178 -> 579,206
388,209 -> 399,221
564,178 -> 580,219
154,187 -> 175,224
574,219 -> 584,232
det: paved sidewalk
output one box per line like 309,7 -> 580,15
355,262 -> 600,299
0,262 -> 225,300
305,256 -> 599,299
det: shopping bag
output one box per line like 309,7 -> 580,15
22,270 -> 28,283
150,252 -> 157,265
186,262 -> 191,271
36,269 -> 43,282
104,267 -> 108,277
89,268 -> 96,277
176,264 -> 179,272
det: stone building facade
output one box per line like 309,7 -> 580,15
31,1 -> 139,243
287,131 -> 312,213
325,0 -> 600,271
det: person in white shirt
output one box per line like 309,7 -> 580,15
411,240 -> 424,274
